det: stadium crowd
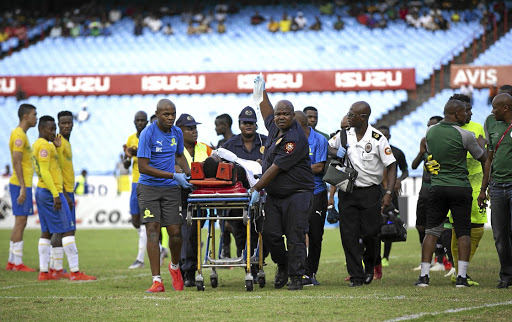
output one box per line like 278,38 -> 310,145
5,72 -> 512,291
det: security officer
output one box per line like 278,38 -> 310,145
223,106 -> 267,261
251,76 -> 314,291
328,101 -> 397,287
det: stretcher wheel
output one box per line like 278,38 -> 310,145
258,276 -> 266,288
196,280 -> 205,291
245,280 -> 253,292
211,277 -> 218,288
243,208 -> 249,226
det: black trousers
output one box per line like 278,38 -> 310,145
263,191 -> 313,277
180,189 -> 206,272
338,185 -> 382,283
305,190 -> 328,276
230,209 -> 269,259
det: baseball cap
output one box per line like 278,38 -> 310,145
176,114 -> 201,127
238,106 -> 257,122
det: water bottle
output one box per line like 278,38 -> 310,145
253,72 -> 264,107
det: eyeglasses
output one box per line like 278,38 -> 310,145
346,112 -> 368,118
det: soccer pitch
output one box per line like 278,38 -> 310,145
0,228 -> 511,321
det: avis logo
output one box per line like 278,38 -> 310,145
141,75 -> 206,91
0,78 -> 16,93
452,68 -> 497,86
237,73 -> 303,90
47,76 -> 110,93
335,71 -> 402,88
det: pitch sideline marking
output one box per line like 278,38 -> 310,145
385,300 -> 512,321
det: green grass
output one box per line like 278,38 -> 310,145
0,228 -> 511,321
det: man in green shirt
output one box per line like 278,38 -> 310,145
479,92 -> 512,289
303,106 -> 330,140
416,99 -> 486,288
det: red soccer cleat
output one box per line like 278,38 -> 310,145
168,263 -> 184,291
5,262 -> 14,271
13,263 -> 36,272
70,271 -> 97,281
443,257 -> 452,271
373,264 -> 383,280
50,268 -> 71,280
38,272 -> 58,281
344,276 -> 351,281
146,281 -> 165,293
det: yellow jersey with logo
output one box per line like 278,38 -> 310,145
461,121 -> 485,176
57,136 -> 74,192
126,133 -> 140,183
33,138 -> 62,197
9,127 -> 34,186
183,142 -> 212,167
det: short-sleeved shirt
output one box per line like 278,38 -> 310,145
9,127 -> 33,186
391,145 -> 408,177
126,133 -> 140,183
484,114 -> 512,183
57,136 -> 74,192
329,125 -> 396,187
183,142 -> 212,166
461,121 -> 485,176
262,115 -> 314,197
426,121 -> 484,187
33,138 -> 63,196
308,127 -> 328,194
223,133 -> 268,161
137,122 -> 184,187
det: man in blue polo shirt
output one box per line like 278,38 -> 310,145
294,111 -> 328,286
137,99 -> 194,293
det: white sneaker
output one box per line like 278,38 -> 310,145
444,267 -> 456,277
430,262 -> 445,271
129,260 -> 144,269
413,265 -> 421,271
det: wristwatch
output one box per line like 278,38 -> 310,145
385,190 -> 392,195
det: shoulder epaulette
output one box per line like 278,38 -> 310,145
372,131 -> 382,140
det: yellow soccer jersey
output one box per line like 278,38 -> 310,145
127,133 -> 140,183
9,127 -> 34,186
461,121 -> 485,176
57,136 -> 75,192
33,138 -> 62,197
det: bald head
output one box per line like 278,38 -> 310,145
352,101 -> 371,115
156,99 -> 175,111
134,111 -> 147,120
444,99 -> 465,116
294,110 -> 308,128
275,100 -> 294,113
340,115 -> 349,129
492,93 -> 512,107
498,84 -> 512,96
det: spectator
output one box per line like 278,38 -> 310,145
294,12 -> 307,30
49,23 -> 63,38
279,13 -> 292,32
436,14 -> 450,30
134,18 -> 143,36
187,21 -> 197,35
267,18 -> 279,33
251,11 -> 265,25
215,1 -> 228,22
334,15 -> 345,30
309,16 -> 322,31
319,1 -> 334,15
217,20 -> 226,34
0,25 -> 8,43
488,84 -> 498,105
192,11 -> 204,24
88,20 -> 101,36
290,17 -> 299,32
197,19 -> 212,33
406,10 -> 421,28
460,83 -> 474,104
109,7 -> 122,23
163,23 -> 174,35
76,105 -> 90,123
357,12 -> 369,27
398,5 -> 409,20
419,12 -> 437,30
144,14 -> 162,32
451,10 -> 460,22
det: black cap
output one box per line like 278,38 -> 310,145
176,114 -> 201,127
238,106 -> 257,122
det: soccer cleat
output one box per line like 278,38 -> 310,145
430,262 -> 445,271
413,264 -> 421,271
146,281 -> 165,293
373,264 -> 382,280
497,280 -> 512,289
274,265 -> 288,289
364,273 -> 374,285
128,260 -> 145,269
288,276 -> 303,291
456,275 -> 471,287
344,275 -> 351,281
183,270 -> 195,287
38,271 -> 58,281
415,275 -> 430,287
311,273 -> 320,286
50,269 -> 70,280
444,267 -> 456,277
5,262 -> 14,271
349,280 -> 363,287
302,275 -> 314,286
450,273 -> 479,286
13,263 -> 36,272
381,258 -> 389,267
70,271 -> 97,281
168,263 -> 184,291
442,257 -> 452,271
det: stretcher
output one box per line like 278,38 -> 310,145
186,161 -> 265,292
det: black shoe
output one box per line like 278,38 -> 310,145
349,280 -> 363,287
497,280 -> 512,289
364,273 -> 374,285
274,265 -> 288,289
415,275 -> 429,287
311,273 -> 320,286
184,270 -> 195,288
288,276 -> 303,291
302,275 -> 314,286
456,275 -> 471,288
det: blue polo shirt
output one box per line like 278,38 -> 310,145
222,133 -> 268,161
137,122 -> 184,187
308,127 -> 328,194
262,115 -> 314,198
